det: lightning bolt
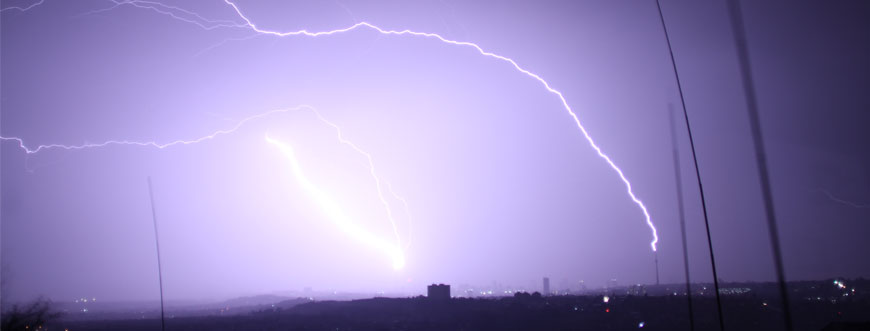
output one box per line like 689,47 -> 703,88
388,182 -> 414,250
1,106 -> 308,154
266,135 -> 406,270
307,111 -> 406,251
2,0 -> 659,252
0,105 -> 411,267
220,0 -> 659,251
819,189 -> 870,209
79,0 -> 246,31
0,0 -> 44,13
193,32 -> 263,58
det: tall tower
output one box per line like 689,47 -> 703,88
543,277 -> 550,296
655,252 -> 660,286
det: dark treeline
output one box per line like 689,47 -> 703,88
43,289 -> 869,331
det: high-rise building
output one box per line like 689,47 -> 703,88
427,284 -> 450,300
543,277 -> 550,296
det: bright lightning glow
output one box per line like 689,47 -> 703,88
266,135 -> 406,270
306,111 -> 405,253
221,0 -> 659,250
2,0 -> 659,252
0,105 -> 411,267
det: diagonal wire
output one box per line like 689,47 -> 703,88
669,105 -> 696,331
724,1 -> 794,329
654,1 -> 725,330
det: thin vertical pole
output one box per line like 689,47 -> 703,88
654,252 -> 660,286
654,1 -> 725,330
670,105 -> 695,331
147,176 -> 167,331
724,1 -> 793,330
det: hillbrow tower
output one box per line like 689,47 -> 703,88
543,277 -> 550,296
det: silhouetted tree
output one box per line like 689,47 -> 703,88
1,297 -> 62,331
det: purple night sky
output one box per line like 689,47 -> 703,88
1,0 -> 868,303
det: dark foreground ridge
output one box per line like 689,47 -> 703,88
36,281 -> 870,331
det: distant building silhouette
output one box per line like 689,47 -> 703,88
427,284 -> 450,300
607,278 -> 619,289
628,284 -> 647,296
543,277 -> 550,296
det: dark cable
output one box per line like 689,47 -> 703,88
655,251 -> 660,286
723,1 -> 794,330
669,105 -> 695,331
147,177 -> 167,331
654,1 -> 725,330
